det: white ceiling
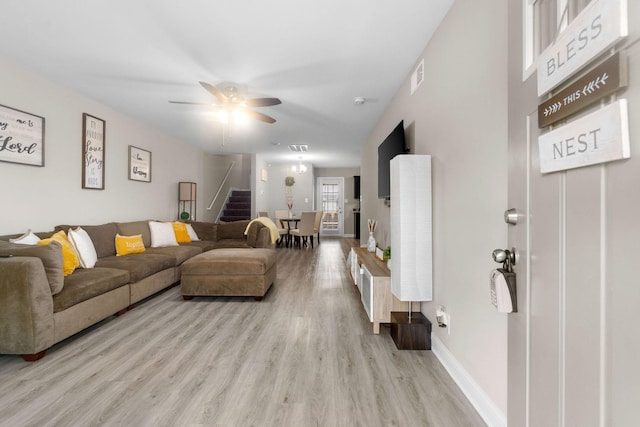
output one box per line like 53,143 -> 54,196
0,0 -> 452,168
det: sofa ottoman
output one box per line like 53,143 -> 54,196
180,248 -> 277,301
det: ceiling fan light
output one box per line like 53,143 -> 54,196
232,109 -> 248,124
217,110 -> 229,124
292,157 -> 307,174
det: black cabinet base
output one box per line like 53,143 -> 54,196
390,312 -> 432,350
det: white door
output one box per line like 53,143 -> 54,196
316,177 -> 344,236
508,2 -> 639,426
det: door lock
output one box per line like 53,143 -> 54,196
504,208 -> 519,225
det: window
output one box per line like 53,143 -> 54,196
523,0 -> 590,80
321,183 -> 339,230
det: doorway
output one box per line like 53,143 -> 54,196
316,177 -> 344,236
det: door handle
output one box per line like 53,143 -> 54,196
491,248 -> 518,313
492,248 -> 517,269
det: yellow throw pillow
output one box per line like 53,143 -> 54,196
38,230 -> 80,276
115,233 -> 146,256
172,222 -> 191,243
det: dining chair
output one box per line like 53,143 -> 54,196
290,211 -> 317,249
274,210 -> 289,246
313,210 -> 323,244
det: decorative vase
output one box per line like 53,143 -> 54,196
367,232 -> 376,252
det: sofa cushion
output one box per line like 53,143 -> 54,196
56,223 -> 118,258
217,220 -> 250,240
1,231 -> 53,241
145,245 -> 202,265
117,221 -> 152,248
172,222 -> 191,243
187,221 -> 217,242
245,222 -> 260,247
115,234 -> 146,256
95,253 -> 175,282
182,241 -> 218,252
68,227 -> 98,268
53,267 -> 130,312
0,240 -> 64,295
38,231 -> 80,277
9,229 -> 41,245
149,221 -> 179,247
210,239 -> 251,249
186,224 -> 200,241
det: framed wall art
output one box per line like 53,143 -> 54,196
128,145 -> 152,182
82,113 -> 106,189
0,104 -> 45,167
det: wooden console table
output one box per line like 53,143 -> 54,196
350,247 -> 419,334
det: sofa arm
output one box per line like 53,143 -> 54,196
0,257 -> 55,356
254,226 -> 273,248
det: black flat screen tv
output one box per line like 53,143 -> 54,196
378,120 -> 407,199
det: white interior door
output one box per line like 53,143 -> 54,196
316,177 -> 344,236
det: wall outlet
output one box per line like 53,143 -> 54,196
436,305 -> 451,335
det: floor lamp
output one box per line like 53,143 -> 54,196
390,154 -> 433,350
179,182 -> 197,221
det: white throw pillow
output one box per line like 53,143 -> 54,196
9,229 -> 41,245
68,227 -> 98,268
186,224 -> 200,241
149,221 -> 179,247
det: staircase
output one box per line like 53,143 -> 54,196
219,190 -> 251,222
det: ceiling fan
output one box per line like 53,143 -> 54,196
169,81 -> 281,124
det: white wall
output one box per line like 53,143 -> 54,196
264,162 -> 314,217
252,154 -> 270,217
0,59 -> 203,235
360,0 -> 509,418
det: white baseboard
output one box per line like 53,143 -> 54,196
431,334 -> 506,427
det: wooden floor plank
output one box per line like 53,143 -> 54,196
0,238 -> 485,426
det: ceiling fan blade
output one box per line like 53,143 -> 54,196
168,101 -> 211,105
199,81 -> 227,103
244,109 -> 276,124
245,97 -> 282,107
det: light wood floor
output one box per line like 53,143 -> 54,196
0,238 -> 485,427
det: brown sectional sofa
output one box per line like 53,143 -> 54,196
0,219 -> 273,361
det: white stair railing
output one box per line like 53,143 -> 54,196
207,161 -> 235,211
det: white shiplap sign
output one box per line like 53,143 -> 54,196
537,0 -> 628,96
538,100 -> 630,174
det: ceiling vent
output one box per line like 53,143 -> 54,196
288,144 -> 308,152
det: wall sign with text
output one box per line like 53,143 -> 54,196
0,104 -> 45,167
538,99 -> 630,174
128,145 -> 152,183
82,113 -> 106,190
537,0 -> 628,97
538,52 -> 627,128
